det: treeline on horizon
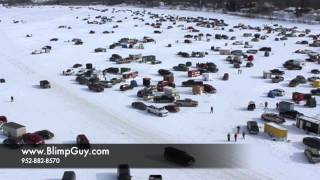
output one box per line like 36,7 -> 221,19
3,0 -> 320,10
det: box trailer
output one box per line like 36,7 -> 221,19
2,122 -> 26,138
278,101 -> 294,113
296,116 -> 320,134
264,122 -> 288,140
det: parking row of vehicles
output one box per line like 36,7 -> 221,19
132,98 -> 198,117
3,130 -> 54,148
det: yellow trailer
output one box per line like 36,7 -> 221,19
313,80 -> 320,88
264,122 -> 288,140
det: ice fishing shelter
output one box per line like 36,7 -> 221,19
278,101 -> 294,113
264,122 -> 288,140
202,73 -> 213,81
296,116 -> 320,134
313,80 -> 320,88
192,85 -> 204,95
263,71 -> 272,79
219,49 -> 231,55
2,122 -> 26,138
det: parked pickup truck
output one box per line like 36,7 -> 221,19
304,148 -> 320,164
261,113 -> 285,124
153,95 -> 175,103
175,98 -> 198,107
146,105 -> 168,117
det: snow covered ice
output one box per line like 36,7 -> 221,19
0,4 -> 319,180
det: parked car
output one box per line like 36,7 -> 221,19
22,133 -> 45,146
182,80 -> 203,87
97,81 -> 112,88
153,95 -> 175,103
295,75 -> 307,84
270,69 -> 285,75
0,115 -> 7,123
203,84 -> 216,94
304,148 -> 320,163
131,102 -> 147,111
3,138 -> 23,149
247,121 -> 259,134
164,147 -> 195,166
76,76 -> 90,85
146,105 -> 168,117
308,76 -> 320,82
164,104 -> 180,113
62,68 -> 75,76
40,80 -> 51,88
120,84 -> 133,91
175,98 -> 198,107
149,175 -> 162,180
34,130 -> 54,140
62,171 -> 76,180
279,110 -> 303,120
311,69 -> 320,74
270,89 -> 285,96
247,101 -> 256,111
261,113 -> 285,124
117,164 -> 131,180
271,76 -> 284,83
158,69 -> 171,76
311,88 -> 320,96
173,64 -> 189,71
303,137 -> 320,150
289,79 -> 300,87
88,83 -> 104,92
76,134 -> 90,149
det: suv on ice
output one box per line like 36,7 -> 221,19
146,105 -> 168,117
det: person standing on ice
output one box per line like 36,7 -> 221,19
242,131 -> 246,139
234,133 -> 238,142
210,106 -> 213,114
237,126 -> 240,134
276,102 -> 279,110
10,96 -> 14,102
264,101 -> 268,110
227,133 -> 231,142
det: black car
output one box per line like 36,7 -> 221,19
153,95 -> 175,103
289,79 -> 300,87
270,69 -> 285,75
158,69 -> 171,76
247,121 -> 259,134
3,138 -> 23,149
311,69 -> 320,74
149,175 -> 162,180
182,80 -> 203,87
303,137 -> 320,150
88,83 -> 104,92
34,130 -> 54,140
295,75 -> 307,84
62,171 -> 76,180
118,164 -> 131,180
311,88 -> 320,96
164,147 -> 195,166
279,110 -> 304,120
131,102 -> 147,110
